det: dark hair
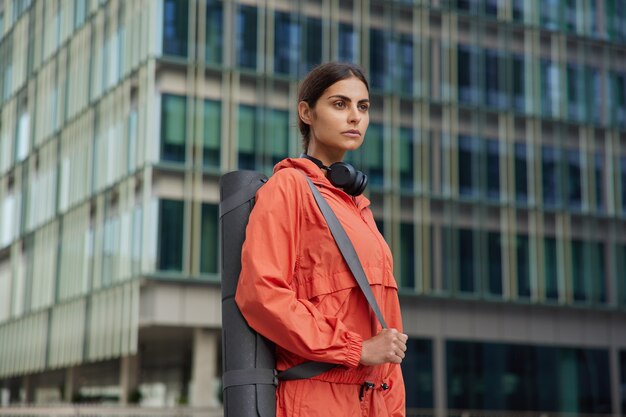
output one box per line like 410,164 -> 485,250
297,62 -> 369,152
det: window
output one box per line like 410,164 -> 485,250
487,232 -> 502,296
591,242 -> 607,304
266,109 -> 289,168
402,339 -> 433,409
566,150 -> 581,210
541,60 -> 561,118
567,65 -> 585,122
540,0 -> 561,30
160,94 -> 186,163
571,239 -> 588,303
459,228 -> 475,293
544,237 -> 559,301
237,105 -> 256,170
621,350 -> 626,414
237,5 -> 258,70
613,73 -> 626,127
394,34 -> 414,95
512,55 -> 525,113
594,153 -> 605,213
338,23 -> 357,63
158,200 -> 184,271
618,245 -> 626,307
274,12 -> 300,75
621,156 -> 626,215
303,17 -> 322,75
588,68 -> 601,125
16,101 -> 29,162
606,0 -> 626,41
486,139 -> 500,200
515,143 -> 528,204
200,203 -> 218,274
458,135 -> 478,197
564,0 -> 577,32
163,0 -> 188,57
205,0 -> 223,64
369,29 -> 386,90
458,45 -> 480,105
74,0 -> 87,29
542,146 -> 560,208
512,0 -> 524,22
399,127 -> 414,190
399,223 -> 415,289
203,99 -> 221,169
485,50 -> 506,109
517,234 -> 530,298
446,341 -> 611,413
360,123 -> 384,187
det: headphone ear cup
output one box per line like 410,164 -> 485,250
327,162 -> 367,196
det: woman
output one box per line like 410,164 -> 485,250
235,62 -> 407,417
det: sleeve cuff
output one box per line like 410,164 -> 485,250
343,331 -> 363,368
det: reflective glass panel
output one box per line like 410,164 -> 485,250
158,200 -> 184,271
403,338 -> 434,408
163,0 -> 188,57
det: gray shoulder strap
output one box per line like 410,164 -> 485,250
304,177 -> 388,329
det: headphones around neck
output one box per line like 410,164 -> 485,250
300,154 -> 368,196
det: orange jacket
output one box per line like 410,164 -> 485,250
235,157 -> 405,417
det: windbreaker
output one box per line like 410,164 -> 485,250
235,157 -> 405,417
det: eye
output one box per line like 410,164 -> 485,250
334,100 -> 346,109
358,103 -> 370,112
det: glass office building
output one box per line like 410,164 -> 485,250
0,0 -> 625,414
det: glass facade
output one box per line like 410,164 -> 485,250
0,0 -> 625,413
447,341 -> 611,414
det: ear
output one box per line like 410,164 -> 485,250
298,101 -> 314,125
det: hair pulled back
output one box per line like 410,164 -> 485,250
297,62 -> 369,152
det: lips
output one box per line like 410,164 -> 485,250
342,129 -> 361,137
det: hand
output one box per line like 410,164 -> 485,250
359,328 -> 408,366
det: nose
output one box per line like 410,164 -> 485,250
348,104 -> 361,125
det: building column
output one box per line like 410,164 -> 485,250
433,336 -> 447,417
64,367 -> 79,403
119,354 -> 140,405
189,328 -> 219,407
21,375 -> 34,404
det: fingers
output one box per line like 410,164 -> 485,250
387,328 -> 408,363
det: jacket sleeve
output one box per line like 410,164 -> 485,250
382,363 -> 406,417
235,171 -> 363,368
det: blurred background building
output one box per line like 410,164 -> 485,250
0,0 -> 625,415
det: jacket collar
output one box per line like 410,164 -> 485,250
274,157 -> 371,211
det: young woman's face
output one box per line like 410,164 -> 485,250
298,76 -> 370,163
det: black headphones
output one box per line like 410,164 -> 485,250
300,154 -> 368,196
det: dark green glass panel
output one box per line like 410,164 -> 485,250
544,237 -> 559,301
362,123 -> 384,186
200,203 -> 219,274
486,139 -> 500,200
274,11 -> 299,75
571,239 -> 587,302
403,338 -> 433,408
446,340 -> 611,413
458,135 -> 478,197
163,0 -> 188,57
517,234 -> 530,298
205,0 -> 223,64
161,94 -> 186,163
303,17 -> 322,75
370,29 -> 386,90
203,99 -> 221,168
399,128 -> 414,190
567,149 -> 581,210
595,154 -> 605,212
515,143 -> 528,204
542,146 -> 560,208
400,222 -> 415,289
487,232 -> 502,296
158,200 -> 184,271
237,104 -> 257,170
236,5 -> 257,69
620,350 -> 626,414
459,228 -> 475,293
338,23 -> 356,63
